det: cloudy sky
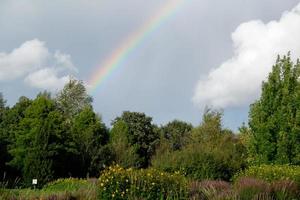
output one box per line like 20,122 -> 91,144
1,0 -> 300,130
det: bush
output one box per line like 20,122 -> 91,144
188,180 -> 234,200
152,144 -> 243,181
234,177 -> 271,200
98,165 -> 188,199
271,180 -> 300,200
233,164 -> 300,185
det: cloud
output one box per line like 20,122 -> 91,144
193,3 -> 300,109
0,39 -> 77,91
54,51 -> 78,72
0,39 -> 49,80
24,68 -> 70,91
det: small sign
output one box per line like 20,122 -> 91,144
32,179 -> 37,185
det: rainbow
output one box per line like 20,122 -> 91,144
88,0 -> 187,93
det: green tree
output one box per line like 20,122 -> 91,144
152,110 -> 247,181
0,93 -> 9,178
110,120 -> 139,168
249,54 -> 300,164
71,106 -> 111,177
9,95 -> 73,186
160,120 -> 193,150
112,111 -> 159,168
0,96 -> 32,181
56,79 -> 92,119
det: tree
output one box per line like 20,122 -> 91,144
9,95 -> 73,186
110,120 -> 139,168
0,96 -> 32,181
111,111 -> 159,168
249,54 -> 300,164
152,110 -> 247,181
191,109 -> 227,147
56,79 -> 92,119
160,120 -> 193,150
71,106 -> 111,177
0,93 -> 9,178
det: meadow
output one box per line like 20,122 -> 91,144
1,165 -> 300,200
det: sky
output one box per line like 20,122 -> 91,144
1,0 -> 300,130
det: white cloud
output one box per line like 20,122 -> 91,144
24,68 -> 70,91
0,39 -> 49,80
54,50 -> 78,72
193,3 -> 300,109
0,39 -> 78,91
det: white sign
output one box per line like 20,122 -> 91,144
32,179 -> 37,185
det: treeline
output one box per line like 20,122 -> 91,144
0,54 -> 300,188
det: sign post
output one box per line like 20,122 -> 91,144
32,179 -> 37,189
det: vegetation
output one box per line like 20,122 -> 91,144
233,164 -> 300,185
98,165 -> 187,199
1,54 -> 300,199
249,54 -> 300,165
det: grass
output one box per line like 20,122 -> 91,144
1,165 -> 300,200
0,178 -> 97,200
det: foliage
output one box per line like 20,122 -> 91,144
0,96 -> 32,183
0,93 -> 9,180
56,78 -> 92,119
249,54 -> 300,164
152,109 -> 247,181
0,178 -> 97,200
8,95 -> 74,186
152,144 -> 242,181
188,180 -> 234,200
98,165 -> 188,200
234,177 -> 271,200
43,178 -> 91,192
71,106 -> 111,177
271,180 -> 300,200
160,120 -> 193,151
111,111 -> 159,168
109,120 -> 140,168
233,164 -> 300,185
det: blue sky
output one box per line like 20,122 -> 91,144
1,0 -> 300,130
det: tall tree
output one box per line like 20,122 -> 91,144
0,96 -> 32,180
71,106 -> 110,177
9,95 -> 73,186
111,111 -> 159,168
110,120 -> 139,168
0,93 -> 9,178
160,120 -> 193,150
56,79 -> 92,119
249,54 -> 300,164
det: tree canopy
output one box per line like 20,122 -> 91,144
249,54 -> 300,165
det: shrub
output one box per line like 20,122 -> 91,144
234,177 -> 271,200
188,180 -> 235,200
152,143 -> 244,181
271,180 -> 300,200
233,164 -> 300,185
98,165 -> 188,199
